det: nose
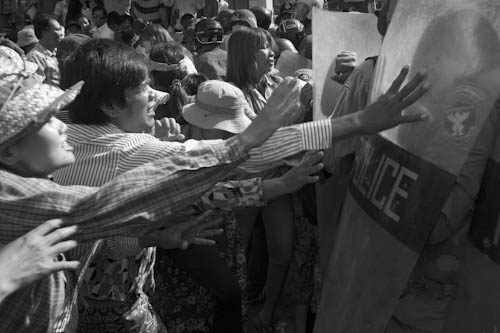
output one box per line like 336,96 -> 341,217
147,86 -> 156,102
55,117 -> 67,134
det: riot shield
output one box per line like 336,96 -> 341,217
314,0 -> 500,332
312,8 -> 381,276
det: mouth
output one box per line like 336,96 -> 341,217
61,135 -> 73,150
62,141 -> 73,151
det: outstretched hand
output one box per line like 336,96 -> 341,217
154,117 -> 185,142
260,77 -> 303,128
281,151 -> 324,193
239,78 -> 304,150
0,219 -> 79,301
141,211 -> 224,250
356,66 -> 429,134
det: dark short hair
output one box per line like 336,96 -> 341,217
149,42 -> 189,122
60,39 -> 148,125
33,14 -> 57,39
92,5 -> 107,17
107,11 -> 120,27
181,73 -> 208,96
119,14 -> 134,27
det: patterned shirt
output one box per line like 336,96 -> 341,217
0,136 -> 247,333
26,43 -> 60,87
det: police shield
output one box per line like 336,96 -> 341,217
314,0 -> 500,331
312,8 -> 381,276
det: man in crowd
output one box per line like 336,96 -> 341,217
27,13 -> 64,86
91,6 -> 115,39
194,18 -> 227,80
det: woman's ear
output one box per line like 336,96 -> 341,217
100,102 -> 121,118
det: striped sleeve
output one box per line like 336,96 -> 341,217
237,119 -> 333,173
0,136 -> 248,243
300,119 -> 334,150
102,237 -> 143,259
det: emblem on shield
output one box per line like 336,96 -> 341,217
442,85 -> 482,144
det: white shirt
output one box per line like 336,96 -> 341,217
93,23 -> 115,39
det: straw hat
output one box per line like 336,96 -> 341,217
0,53 -> 83,148
0,45 -> 37,75
182,80 -> 252,134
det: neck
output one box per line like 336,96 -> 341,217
198,44 -> 218,54
40,39 -> 56,52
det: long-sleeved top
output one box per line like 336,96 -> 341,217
53,123 -> 266,304
0,117 -> 334,332
0,136 -> 246,333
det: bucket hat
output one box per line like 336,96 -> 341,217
182,80 -> 252,134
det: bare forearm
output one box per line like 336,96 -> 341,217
330,113 -> 364,141
262,179 -> 288,201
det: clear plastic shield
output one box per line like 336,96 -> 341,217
315,0 -> 500,332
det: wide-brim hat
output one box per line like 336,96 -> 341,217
182,80 -> 252,134
17,27 -> 39,48
0,53 -> 83,148
0,46 -> 37,75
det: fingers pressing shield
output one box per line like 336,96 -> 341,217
395,70 -> 427,102
386,65 -> 410,95
399,82 -> 430,110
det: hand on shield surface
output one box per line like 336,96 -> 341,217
139,211 -> 224,250
332,51 -> 357,84
355,66 -> 429,134
0,219 -> 79,302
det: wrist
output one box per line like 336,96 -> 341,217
262,178 -> 289,200
138,234 -> 158,248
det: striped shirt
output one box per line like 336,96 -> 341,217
0,136 -> 246,333
131,0 -> 164,24
53,123 -> 266,305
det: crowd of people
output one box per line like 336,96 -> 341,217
3,0 -> 479,332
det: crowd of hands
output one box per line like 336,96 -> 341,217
0,44 -> 429,302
